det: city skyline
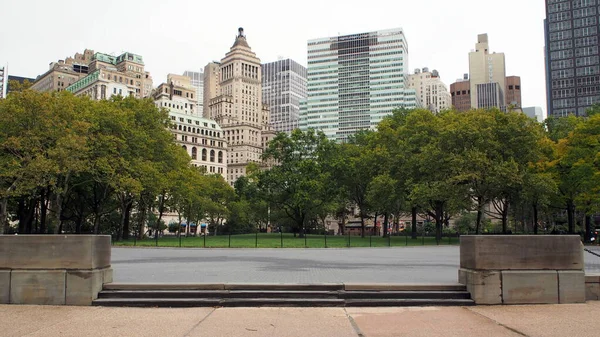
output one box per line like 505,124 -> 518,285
2,0 -> 546,116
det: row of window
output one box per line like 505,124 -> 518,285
182,146 -> 224,163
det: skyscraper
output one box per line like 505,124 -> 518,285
545,0 -> 600,117
183,70 -> 204,114
407,67 -> 452,113
469,34 -> 507,109
206,28 -> 275,185
299,28 -> 418,142
262,59 -> 307,133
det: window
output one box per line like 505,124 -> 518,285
210,150 -> 215,162
191,147 -> 197,160
218,151 -> 223,163
202,149 -> 207,161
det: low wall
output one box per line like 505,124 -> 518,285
0,235 -> 112,306
586,274 -> 600,301
458,235 -> 585,305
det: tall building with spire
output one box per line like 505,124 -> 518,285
206,28 -> 275,185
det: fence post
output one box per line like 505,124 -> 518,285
203,232 -> 206,248
405,231 -> 408,246
255,231 -> 258,248
179,232 -> 182,248
388,233 -> 391,247
280,229 -> 283,248
324,232 -> 327,248
229,233 -> 231,248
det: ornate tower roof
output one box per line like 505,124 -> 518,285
231,27 -> 250,49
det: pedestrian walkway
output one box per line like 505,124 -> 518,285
2,302 -> 598,337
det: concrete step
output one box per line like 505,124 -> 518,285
93,283 -> 474,307
92,297 -> 475,307
98,290 -> 471,300
92,298 -> 345,307
102,283 -> 466,292
344,299 -> 476,307
103,283 -> 345,291
98,290 -> 341,299
339,291 -> 471,300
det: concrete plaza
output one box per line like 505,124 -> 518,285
112,246 -> 600,283
2,302 -> 599,337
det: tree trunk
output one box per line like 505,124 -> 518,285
0,197 -> 8,234
40,188 -> 48,234
411,207 -> 417,239
585,215 -> 593,243
501,202 -> 509,234
373,212 -> 378,236
435,202 -> 443,242
475,196 -> 483,234
359,213 -> 366,238
383,213 -> 389,238
122,201 -> 132,240
533,203 -> 539,235
567,200 -> 575,234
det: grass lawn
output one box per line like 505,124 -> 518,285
112,233 -> 460,248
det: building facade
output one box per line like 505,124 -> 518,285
65,52 -> 153,99
183,70 -> 204,112
31,49 -> 94,93
545,0 -> 600,117
206,28 -> 276,185
469,34 -> 507,109
450,75 -> 472,112
299,28 -> 419,142
407,67 -> 451,113
523,106 -> 545,123
0,66 -> 5,99
505,75 -> 522,108
203,62 -> 221,118
262,59 -> 307,133
154,74 -> 227,178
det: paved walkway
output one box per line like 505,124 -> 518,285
113,246 -> 600,283
2,302 -> 599,336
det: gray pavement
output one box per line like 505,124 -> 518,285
112,246 -> 460,283
113,246 -> 600,283
2,303 -> 600,337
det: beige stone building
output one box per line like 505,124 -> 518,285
31,49 -> 94,93
206,28 -> 276,185
407,67 -> 452,113
154,74 -> 227,178
203,62 -> 221,118
31,49 -> 153,99
65,52 -> 153,99
469,34 -> 507,109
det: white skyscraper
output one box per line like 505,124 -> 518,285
183,70 -> 204,113
299,28 -> 419,142
262,59 -> 307,133
408,67 -> 452,113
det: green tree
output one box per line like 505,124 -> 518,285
258,129 -> 337,237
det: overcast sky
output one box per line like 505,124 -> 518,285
2,0 -> 547,113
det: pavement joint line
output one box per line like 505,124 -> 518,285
465,307 -> 529,337
344,308 -> 367,337
182,307 -> 216,337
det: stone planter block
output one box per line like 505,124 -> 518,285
10,270 -> 66,305
0,235 -> 111,270
460,235 -> 583,271
502,271 -> 558,304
